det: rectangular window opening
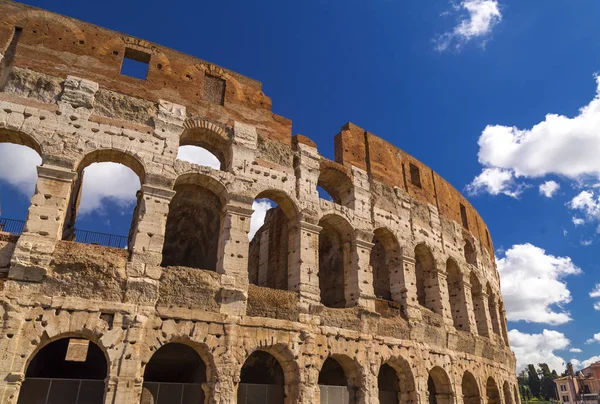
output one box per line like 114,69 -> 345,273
460,203 -> 469,229
120,47 -> 150,80
409,163 -> 421,188
203,74 -> 226,105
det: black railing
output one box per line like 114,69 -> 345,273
74,229 -> 128,249
0,218 -> 25,235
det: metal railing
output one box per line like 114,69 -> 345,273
0,217 -> 25,235
73,229 -> 128,249
18,378 -> 105,404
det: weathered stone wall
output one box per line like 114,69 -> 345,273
0,2 -> 517,403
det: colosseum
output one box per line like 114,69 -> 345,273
0,1 -> 518,403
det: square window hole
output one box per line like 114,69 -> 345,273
120,48 -> 150,80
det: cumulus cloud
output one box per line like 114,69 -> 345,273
572,356 -> 600,370
539,181 -> 560,198
248,199 -> 275,241
435,0 -> 502,52
509,329 -> 569,372
498,243 -> 581,325
465,167 -> 525,197
568,190 -> 600,225
0,143 -> 42,198
585,333 -> 600,344
78,163 -> 141,215
573,217 -> 585,226
591,285 -> 600,310
177,146 -> 220,169
570,348 -> 583,353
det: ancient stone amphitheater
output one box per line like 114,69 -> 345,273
0,1 -> 518,403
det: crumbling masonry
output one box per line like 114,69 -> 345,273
0,1 -> 518,403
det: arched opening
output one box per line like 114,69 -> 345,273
371,228 -> 402,301
18,337 -> 107,404
378,363 -> 400,404
487,284 -> 501,335
464,239 -> 477,267
319,357 -> 357,403
161,174 -> 226,270
248,190 -> 298,291
513,385 -> 520,404
141,343 -> 206,403
62,150 -> 144,250
470,272 -> 488,337
0,130 -> 42,234
177,145 -> 222,170
428,367 -> 453,404
179,123 -> 230,170
318,214 -> 354,308
503,381 -> 513,404
317,163 -> 354,207
447,258 -> 465,329
238,351 -> 285,403
462,371 -> 481,404
486,377 -> 501,404
414,244 -> 438,312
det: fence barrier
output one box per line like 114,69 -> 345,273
0,217 -> 25,235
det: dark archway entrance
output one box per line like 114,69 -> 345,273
141,343 -> 206,404
18,337 -> 107,404
318,357 -> 355,403
238,351 -> 285,403
378,363 -> 399,404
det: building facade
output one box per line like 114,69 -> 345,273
556,363 -> 600,404
0,1 -> 518,403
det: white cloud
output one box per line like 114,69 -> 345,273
465,167 -> 524,197
177,146 -> 220,169
470,75 -> 600,195
539,180 -> 560,198
581,239 -> 593,246
570,348 -> 582,353
585,333 -> 600,344
509,329 -> 569,372
435,0 -> 502,52
248,199 -> 275,241
0,143 -> 42,197
572,356 -> 600,370
591,285 -> 600,311
572,217 -> 585,226
498,243 -> 581,325
568,190 -> 600,225
78,163 -> 140,215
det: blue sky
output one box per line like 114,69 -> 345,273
2,0 -> 600,372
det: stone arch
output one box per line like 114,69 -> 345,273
414,243 -> 439,312
237,346 -> 300,404
248,189 -> 299,291
194,62 -> 246,101
181,118 -> 231,170
462,371 -> 481,404
17,336 -> 108,404
0,127 -> 43,156
503,381 -> 513,404
446,258 -> 466,330
318,213 -> 355,308
486,377 -> 501,404
513,385 -> 519,404
464,239 -> 477,267
61,148 -> 145,246
470,272 -> 488,336
371,227 -> 403,302
161,172 -> 228,269
318,354 -> 364,404
318,161 -> 354,206
427,366 -> 453,404
141,342 -> 209,404
379,356 -> 417,404
5,10 -> 86,45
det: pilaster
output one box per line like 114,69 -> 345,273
289,219 -> 322,310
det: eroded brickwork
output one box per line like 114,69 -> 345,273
0,1 -> 517,403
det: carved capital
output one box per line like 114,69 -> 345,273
141,184 -> 176,200
37,165 -> 77,182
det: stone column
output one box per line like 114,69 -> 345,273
0,312 -> 25,404
257,228 -> 270,287
401,254 -> 422,321
9,164 -> 76,282
499,303 -> 510,346
346,233 -> 375,310
216,197 -> 254,316
229,122 -> 258,174
461,276 -> 478,333
124,184 -> 175,306
288,219 -> 322,310
488,295 -> 502,342
429,266 -> 452,322
477,291 -> 494,338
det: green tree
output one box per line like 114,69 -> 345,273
527,364 -> 541,398
538,363 -> 558,400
